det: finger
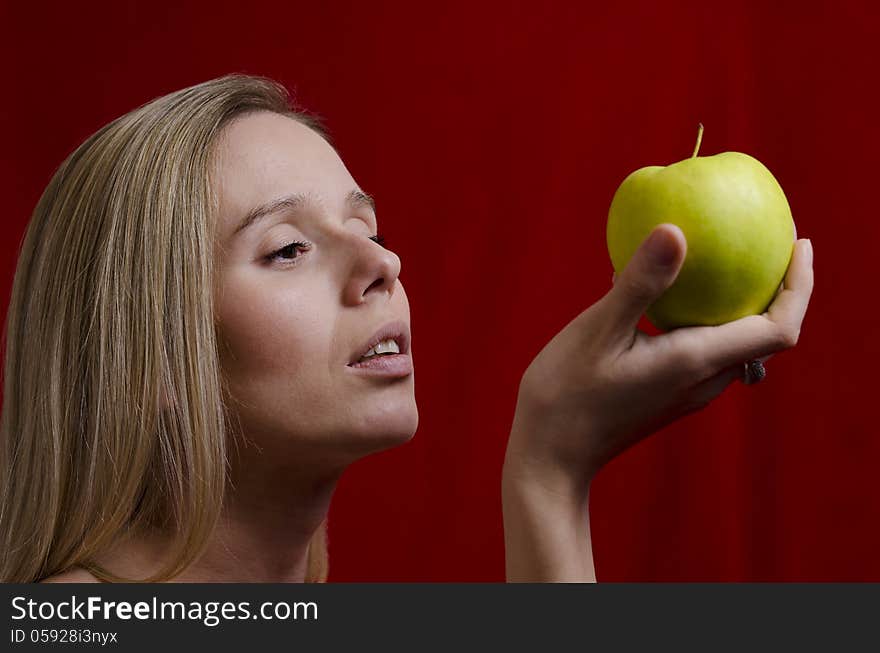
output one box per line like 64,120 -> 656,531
685,364 -> 743,413
691,354 -> 773,408
739,357 -> 769,385
665,239 -> 813,373
740,353 -> 774,383
761,221 -> 796,301
695,353 -> 774,402
765,238 -> 813,335
603,224 -> 687,335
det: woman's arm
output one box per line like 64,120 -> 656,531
502,447 -> 595,582
501,224 -> 814,582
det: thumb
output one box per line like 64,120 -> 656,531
606,223 -> 687,333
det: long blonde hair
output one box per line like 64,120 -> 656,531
1,74 -> 331,582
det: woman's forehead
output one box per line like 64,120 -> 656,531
217,112 -> 345,182
214,112 -> 356,231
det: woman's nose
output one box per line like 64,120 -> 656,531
342,234 -> 402,306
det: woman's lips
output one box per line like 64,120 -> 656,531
349,319 -> 410,365
345,353 -> 413,378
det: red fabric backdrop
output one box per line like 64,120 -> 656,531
3,1 -> 878,581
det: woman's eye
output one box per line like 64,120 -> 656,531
266,241 -> 311,264
266,234 -> 385,267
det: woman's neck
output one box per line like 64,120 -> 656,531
93,450 -> 343,582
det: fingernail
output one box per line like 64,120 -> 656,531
806,239 -> 813,265
647,229 -> 677,267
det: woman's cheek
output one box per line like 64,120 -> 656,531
216,274 -> 301,368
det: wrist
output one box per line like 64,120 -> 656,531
501,455 -> 596,583
502,450 -> 592,512
503,410 -> 600,502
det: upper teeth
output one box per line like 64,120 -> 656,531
360,338 -> 400,360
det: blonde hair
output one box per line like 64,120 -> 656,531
1,74 -> 332,583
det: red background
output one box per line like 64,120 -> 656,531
3,1 -> 878,581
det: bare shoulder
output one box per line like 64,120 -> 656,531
40,567 -> 100,583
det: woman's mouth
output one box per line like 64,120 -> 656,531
346,352 -> 413,377
346,319 -> 412,378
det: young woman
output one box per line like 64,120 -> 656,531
0,74 -> 814,583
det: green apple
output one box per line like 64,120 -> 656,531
606,124 -> 796,330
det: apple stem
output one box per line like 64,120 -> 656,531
692,123 -> 704,158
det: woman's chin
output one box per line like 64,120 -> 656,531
348,401 -> 419,455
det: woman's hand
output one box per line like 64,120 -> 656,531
505,223 -> 814,496
502,223 -> 814,581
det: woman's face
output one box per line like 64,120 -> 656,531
212,111 -> 417,465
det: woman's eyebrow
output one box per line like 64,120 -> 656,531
231,189 -> 376,239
